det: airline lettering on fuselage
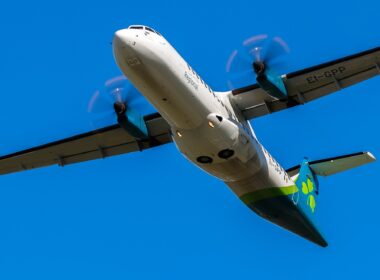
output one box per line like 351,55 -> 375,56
184,71 -> 199,90
306,66 -> 346,84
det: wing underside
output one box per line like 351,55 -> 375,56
0,113 -> 172,175
231,46 -> 380,119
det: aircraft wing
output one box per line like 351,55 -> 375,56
231,46 -> 380,119
0,113 -> 172,175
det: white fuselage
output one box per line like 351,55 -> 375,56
113,26 -> 294,200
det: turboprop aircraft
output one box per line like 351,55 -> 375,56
0,25 -> 378,247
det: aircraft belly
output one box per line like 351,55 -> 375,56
198,154 -> 262,182
172,114 -> 264,182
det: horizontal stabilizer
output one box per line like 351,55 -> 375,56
309,152 -> 376,176
287,152 -> 376,177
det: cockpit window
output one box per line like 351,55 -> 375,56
129,26 -> 143,30
128,25 -> 162,36
146,27 -> 162,36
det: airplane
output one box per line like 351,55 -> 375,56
0,25 -> 378,247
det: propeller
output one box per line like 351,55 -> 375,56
226,34 -> 290,89
88,76 -> 154,137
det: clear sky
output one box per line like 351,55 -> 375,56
0,1 -> 379,279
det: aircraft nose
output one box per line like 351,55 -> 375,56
113,29 -> 133,47
113,29 -> 138,66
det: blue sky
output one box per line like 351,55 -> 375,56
0,0 -> 379,279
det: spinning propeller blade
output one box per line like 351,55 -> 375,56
226,34 -> 290,89
88,76 -> 154,131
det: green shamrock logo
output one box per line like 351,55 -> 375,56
302,178 -> 316,213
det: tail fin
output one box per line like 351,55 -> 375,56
286,152 -> 376,247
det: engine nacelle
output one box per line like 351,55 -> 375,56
256,67 -> 288,101
115,103 -> 149,140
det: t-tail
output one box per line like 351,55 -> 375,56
284,152 -> 376,247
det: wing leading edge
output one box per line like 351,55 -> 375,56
0,113 -> 172,175
231,46 -> 380,119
